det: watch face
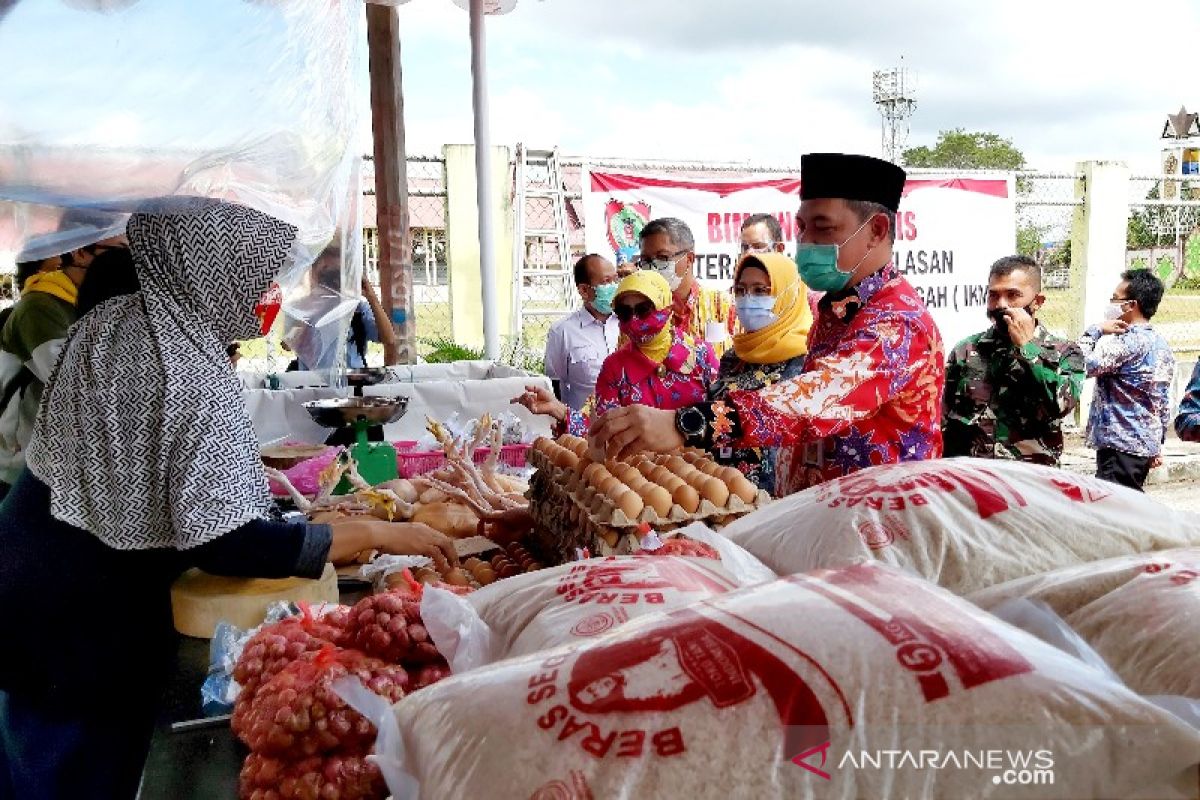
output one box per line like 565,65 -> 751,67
678,407 -> 706,436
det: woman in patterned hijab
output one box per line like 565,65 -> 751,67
0,200 -> 455,799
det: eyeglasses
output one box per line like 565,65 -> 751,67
739,242 -> 775,254
633,249 -> 690,270
613,300 -> 657,322
733,285 -> 773,298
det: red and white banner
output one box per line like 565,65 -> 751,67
583,170 -> 1016,352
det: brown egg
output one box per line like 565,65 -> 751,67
660,474 -> 685,492
671,483 -> 701,514
616,488 -> 645,520
463,557 -> 482,571
649,465 -> 673,486
697,460 -> 723,477
625,474 -> 650,494
443,568 -> 471,587
612,464 -> 641,485
665,456 -> 691,475
726,474 -> 758,504
701,476 -> 731,508
680,450 -> 703,463
678,465 -> 709,491
636,460 -> 657,478
472,564 -> 496,585
414,567 -> 441,585
639,485 -> 673,518
597,475 -> 621,496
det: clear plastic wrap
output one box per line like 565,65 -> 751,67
388,563 -> 1200,799
0,0 -> 366,379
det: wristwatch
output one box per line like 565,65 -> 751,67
675,406 -> 708,448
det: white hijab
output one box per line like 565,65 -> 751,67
26,199 -> 297,550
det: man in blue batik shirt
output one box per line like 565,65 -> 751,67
1078,269 -> 1176,491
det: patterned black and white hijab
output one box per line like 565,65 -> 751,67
27,200 -> 297,550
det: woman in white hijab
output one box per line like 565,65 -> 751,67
0,200 -> 455,800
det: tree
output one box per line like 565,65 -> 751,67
903,129 -> 1027,171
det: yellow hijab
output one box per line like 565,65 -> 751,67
731,252 -> 811,364
24,269 -> 79,306
615,270 -> 675,363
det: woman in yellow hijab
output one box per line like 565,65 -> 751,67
514,270 -> 718,436
709,252 -> 812,496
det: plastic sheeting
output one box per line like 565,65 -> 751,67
0,0 -> 368,374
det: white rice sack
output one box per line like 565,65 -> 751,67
1066,560 -> 1200,699
970,548 -> 1200,617
391,563 -> 1200,800
723,458 -> 1200,595
424,548 -> 769,673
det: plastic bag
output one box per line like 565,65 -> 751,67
387,563 -> 1200,800
0,0 -> 363,257
357,555 -> 434,594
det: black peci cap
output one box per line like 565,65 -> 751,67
800,153 -> 907,212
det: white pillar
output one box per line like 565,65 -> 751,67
469,0 -> 500,359
1071,160 -> 1131,426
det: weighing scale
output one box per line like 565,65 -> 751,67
302,394 -> 408,492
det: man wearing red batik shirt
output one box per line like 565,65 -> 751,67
589,153 -> 945,495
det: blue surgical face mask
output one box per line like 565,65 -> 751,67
735,295 -> 777,332
591,283 -> 617,315
794,216 -> 876,292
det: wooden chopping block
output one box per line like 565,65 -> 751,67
170,563 -> 338,638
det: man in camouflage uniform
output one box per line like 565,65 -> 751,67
942,255 -> 1085,466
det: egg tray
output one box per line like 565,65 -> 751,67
526,450 -> 764,563
527,447 -> 769,531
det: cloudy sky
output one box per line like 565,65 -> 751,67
393,0 -> 1199,174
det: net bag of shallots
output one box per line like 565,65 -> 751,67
973,548 -> 1200,700
723,458 -> 1200,595
422,527 -> 775,672
387,563 -> 1200,800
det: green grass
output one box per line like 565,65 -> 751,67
1040,288 -> 1200,356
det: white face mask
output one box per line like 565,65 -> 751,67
644,254 -> 685,292
1103,301 -> 1128,321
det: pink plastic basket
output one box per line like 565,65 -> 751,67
395,449 -> 447,478
394,443 -> 529,478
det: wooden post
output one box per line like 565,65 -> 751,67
366,4 -> 415,364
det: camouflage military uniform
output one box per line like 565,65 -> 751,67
942,323 -> 1085,466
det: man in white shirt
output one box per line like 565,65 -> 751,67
543,254 -> 620,411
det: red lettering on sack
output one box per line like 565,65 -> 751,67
615,730 -> 645,758
1050,475 -> 1111,504
620,593 -> 639,604
652,727 -> 686,757
793,564 -> 1034,702
1170,569 -> 1199,586
645,593 -> 665,603
537,705 -> 569,729
529,670 -> 559,688
527,684 -> 557,705
819,464 -> 1026,520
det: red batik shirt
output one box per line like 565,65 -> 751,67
710,263 -> 945,494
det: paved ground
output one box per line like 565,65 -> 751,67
1060,430 -> 1200,511
1146,479 -> 1200,512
